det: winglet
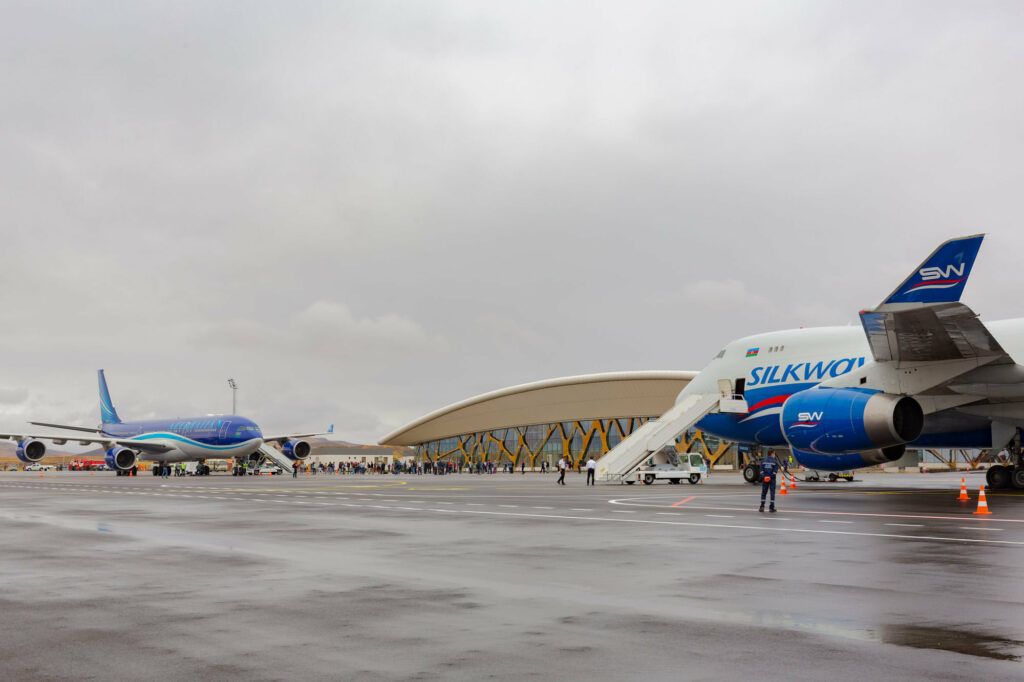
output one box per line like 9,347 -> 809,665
880,234 -> 984,305
97,370 -> 122,424
328,424 -> 334,434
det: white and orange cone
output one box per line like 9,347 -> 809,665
974,485 -> 992,515
957,477 -> 970,501
789,473 -> 797,490
779,478 -> 789,495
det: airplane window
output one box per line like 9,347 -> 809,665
715,349 -> 726,359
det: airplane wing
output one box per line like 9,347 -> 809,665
28,421 -> 103,433
0,432 -> 173,453
858,234 -> 1015,366
262,431 -> 330,444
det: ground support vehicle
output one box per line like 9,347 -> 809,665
803,469 -> 854,482
627,450 -> 707,485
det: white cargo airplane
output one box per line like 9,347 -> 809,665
653,234 -> 1024,489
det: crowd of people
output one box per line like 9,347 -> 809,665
294,459 -> 591,475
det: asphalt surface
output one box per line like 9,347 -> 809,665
1,470 -> 1022,681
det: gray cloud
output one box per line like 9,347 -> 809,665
1,1 -> 1023,443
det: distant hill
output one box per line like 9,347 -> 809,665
307,438 -> 413,459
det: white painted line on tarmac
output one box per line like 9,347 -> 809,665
533,506 -> 553,510
426,508 -> 1024,546
819,520 -> 854,524
886,523 -> 923,528
570,508 -> 593,512
612,510 -> 635,514
499,505 -> 518,508
705,514 -> 735,518
959,526 -> 1002,531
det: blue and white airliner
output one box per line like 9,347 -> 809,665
0,371 -> 324,475
666,234 -> 1024,490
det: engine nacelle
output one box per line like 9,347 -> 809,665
282,439 -> 311,461
105,446 -> 139,471
781,388 -> 923,456
790,446 -> 909,472
16,439 -> 46,463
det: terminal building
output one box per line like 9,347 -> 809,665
379,371 -> 741,470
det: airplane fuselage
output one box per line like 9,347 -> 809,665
681,318 -> 1024,469
103,415 -> 264,463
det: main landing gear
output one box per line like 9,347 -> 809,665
986,446 -> 1024,490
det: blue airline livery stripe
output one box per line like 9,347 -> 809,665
127,433 -> 261,451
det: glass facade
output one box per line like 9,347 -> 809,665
414,418 -> 736,468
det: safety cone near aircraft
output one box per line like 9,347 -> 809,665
974,485 -> 992,515
789,473 -> 797,490
957,478 -> 970,501
779,478 -> 788,495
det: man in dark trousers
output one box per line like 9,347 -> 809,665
556,457 -> 567,485
759,452 -> 780,512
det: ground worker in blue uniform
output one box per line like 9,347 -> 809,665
759,453 -> 779,513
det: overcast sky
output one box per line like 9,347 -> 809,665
1,1 -> 1023,443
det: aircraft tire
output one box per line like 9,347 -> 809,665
742,464 -> 758,484
987,465 -> 1011,490
1012,467 -> 1024,490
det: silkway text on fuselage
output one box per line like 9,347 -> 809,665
748,357 -> 866,387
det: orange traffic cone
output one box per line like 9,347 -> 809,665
789,474 -> 797,490
957,477 -> 970,501
39,472 -> 43,478
90,471 -> 94,476
779,478 -> 789,495
974,485 -> 992,515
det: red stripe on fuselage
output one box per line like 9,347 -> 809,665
746,394 -> 791,413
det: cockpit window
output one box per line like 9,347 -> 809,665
715,349 -> 726,359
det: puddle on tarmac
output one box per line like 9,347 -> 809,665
876,624 -> 1024,661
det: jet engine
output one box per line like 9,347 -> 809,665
105,446 -> 139,471
16,438 -> 46,463
282,439 -> 311,460
781,387 -> 923,461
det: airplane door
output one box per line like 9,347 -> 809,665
735,378 -> 745,397
218,421 -> 232,441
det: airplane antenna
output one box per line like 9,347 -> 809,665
227,378 -> 238,415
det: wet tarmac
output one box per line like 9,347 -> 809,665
0,470 -> 1022,680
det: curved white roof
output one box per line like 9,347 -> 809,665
379,370 -> 697,446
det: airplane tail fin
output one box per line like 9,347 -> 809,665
880,234 -> 984,305
98,370 -> 122,424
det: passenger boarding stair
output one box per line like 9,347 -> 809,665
595,393 -> 744,483
256,443 -> 297,472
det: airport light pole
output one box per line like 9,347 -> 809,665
228,378 -> 238,415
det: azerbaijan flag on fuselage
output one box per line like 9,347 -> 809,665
746,348 -> 759,357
